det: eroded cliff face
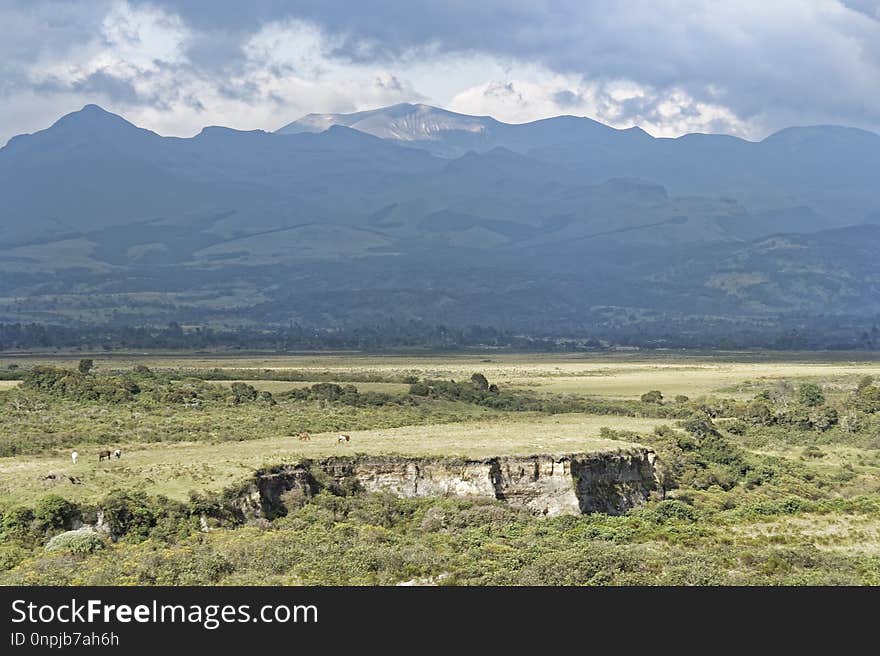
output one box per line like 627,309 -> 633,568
246,448 -> 661,519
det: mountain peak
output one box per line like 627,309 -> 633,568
80,103 -> 111,114
277,102 -> 496,142
1,103 -> 160,152
53,104 -> 136,130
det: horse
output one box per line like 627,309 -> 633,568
297,432 -> 311,442
98,450 -> 111,462
113,449 -> 122,459
336,434 -> 351,445
71,451 -> 78,465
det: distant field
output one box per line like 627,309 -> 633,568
5,351 -> 880,399
0,380 -> 19,390
0,414 -> 662,505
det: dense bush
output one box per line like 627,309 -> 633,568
101,491 -> 160,541
23,366 -> 140,403
798,383 -> 825,407
2,489 -> 875,585
1,506 -> 35,542
34,495 -> 80,532
45,529 -> 105,554
408,377 -> 692,418
283,383 -> 400,407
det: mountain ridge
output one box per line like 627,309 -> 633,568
0,103 -> 878,333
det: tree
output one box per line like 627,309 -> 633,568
34,495 -> 79,531
77,359 -> 94,374
809,406 -> 838,431
681,411 -> 718,438
854,384 -> 880,413
470,373 -> 489,391
798,383 -> 824,407
743,400 -> 773,426
641,390 -> 663,404
229,382 -> 258,404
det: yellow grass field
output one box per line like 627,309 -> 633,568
5,351 -> 880,399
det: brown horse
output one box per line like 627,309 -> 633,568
98,450 -> 111,462
297,432 -> 311,441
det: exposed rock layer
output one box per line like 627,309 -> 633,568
246,449 -> 661,518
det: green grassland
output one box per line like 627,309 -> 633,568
2,352 -> 880,585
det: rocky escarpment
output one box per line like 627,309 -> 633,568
239,449 -> 661,519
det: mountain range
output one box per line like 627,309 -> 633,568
0,102 -> 878,341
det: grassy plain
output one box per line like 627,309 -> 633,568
2,351 -> 880,585
0,414 -> 661,505
6,350 -> 880,398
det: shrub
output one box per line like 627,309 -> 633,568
725,419 -> 748,436
641,390 -> 663,404
645,499 -> 699,523
0,542 -> 29,571
854,385 -> 880,413
856,375 -> 874,392
101,491 -> 158,540
45,529 -> 105,554
798,383 -> 825,407
470,373 -> 489,391
229,382 -> 259,404
34,495 -> 80,532
680,411 -> 718,438
1,506 -> 35,541
808,406 -> 838,432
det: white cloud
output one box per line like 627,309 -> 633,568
2,0 -> 880,145
27,1 -> 191,89
449,74 -> 749,138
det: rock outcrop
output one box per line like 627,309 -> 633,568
245,448 -> 661,519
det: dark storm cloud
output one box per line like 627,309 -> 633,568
133,1 -> 880,130
2,0 -> 880,143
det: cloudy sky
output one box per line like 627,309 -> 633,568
2,0 -> 880,145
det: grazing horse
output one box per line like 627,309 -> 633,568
113,449 -> 122,459
336,434 -> 351,445
71,451 -> 78,465
98,450 -> 111,462
297,432 -> 311,442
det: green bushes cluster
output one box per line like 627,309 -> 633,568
408,377 -> 694,418
1,490 -> 199,552
282,382 -> 403,407
23,366 -> 140,403
3,491 -> 875,585
20,366 -> 275,407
